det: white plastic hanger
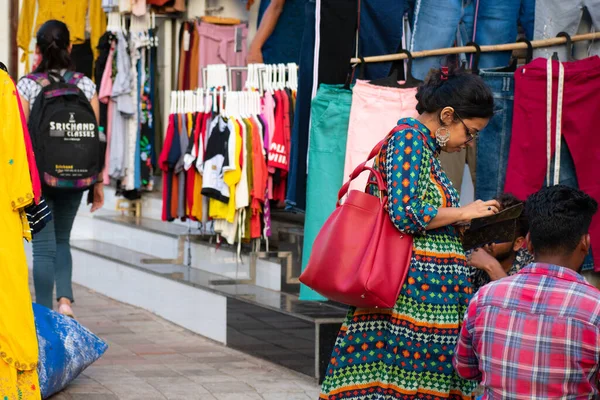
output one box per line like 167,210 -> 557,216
170,91 -> 176,114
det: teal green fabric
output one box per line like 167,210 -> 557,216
300,84 -> 352,301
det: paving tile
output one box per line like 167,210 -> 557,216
247,380 -> 306,394
52,284 -> 320,399
146,377 -> 211,398
201,382 -> 254,394
213,393 -> 262,400
261,393 -> 313,400
187,372 -> 240,384
68,395 -> 119,400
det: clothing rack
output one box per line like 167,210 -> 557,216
201,63 -> 299,92
350,32 -> 600,64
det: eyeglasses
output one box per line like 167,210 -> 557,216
455,112 -> 480,144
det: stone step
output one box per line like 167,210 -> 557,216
90,214 -> 283,291
70,240 -> 345,383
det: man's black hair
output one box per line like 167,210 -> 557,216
525,185 -> 597,255
497,193 -> 528,238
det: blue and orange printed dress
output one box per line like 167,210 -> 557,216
320,118 -> 476,399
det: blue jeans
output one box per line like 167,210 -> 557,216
409,0 -> 535,80
475,68 -> 516,202
358,0 -> 406,80
299,84 -> 352,301
33,191 -> 83,309
286,0 -> 316,212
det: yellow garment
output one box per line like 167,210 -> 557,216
0,71 -> 40,399
209,120 -> 242,223
192,174 -> 203,220
17,0 -> 107,68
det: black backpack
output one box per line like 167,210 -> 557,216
27,71 -> 105,192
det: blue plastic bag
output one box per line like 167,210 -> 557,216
33,303 -> 108,399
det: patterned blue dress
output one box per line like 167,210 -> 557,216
320,118 -> 476,399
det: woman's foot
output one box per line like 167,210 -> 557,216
58,298 -> 75,318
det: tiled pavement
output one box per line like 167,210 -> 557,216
49,284 -> 321,400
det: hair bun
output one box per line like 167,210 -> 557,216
414,65 -> 494,118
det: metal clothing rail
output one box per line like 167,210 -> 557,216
350,32 -> 600,64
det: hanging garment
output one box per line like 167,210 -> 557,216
185,112 -> 200,219
149,28 -> 160,168
409,0 -> 535,80
504,56 -> 600,270
17,0 -> 107,66
110,32 -> 135,180
96,33 -> 116,185
176,113 -> 189,218
71,40 -> 95,79
0,70 -> 41,400
242,118 -> 255,240
317,0 -> 358,84
250,117 -> 268,239
269,90 -> 290,171
139,45 -> 156,189
438,143 -> 476,196
177,22 -> 188,91
533,0 -> 600,60
299,84 -> 352,301
343,80 -> 418,193
201,117 -> 231,204
286,0 -> 316,211
192,112 -> 212,220
159,114 -> 180,221
475,67 -> 517,201
235,118 -> 251,211
196,22 -> 248,89
358,0 -> 405,80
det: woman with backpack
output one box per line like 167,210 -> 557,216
17,20 -> 104,318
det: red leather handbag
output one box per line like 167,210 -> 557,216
300,125 -> 413,308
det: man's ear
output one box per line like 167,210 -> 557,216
513,236 -> 526,252
580,234 -> 591,254
526,233 -> 534,255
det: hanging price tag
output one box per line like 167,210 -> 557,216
235,27 -> 243,53
183,29 -> 191,52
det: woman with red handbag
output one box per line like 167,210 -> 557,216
319,67 -> 499,399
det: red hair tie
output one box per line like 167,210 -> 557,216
440,66 -> 449,81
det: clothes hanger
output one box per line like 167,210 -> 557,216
398,50 -> 423,88
519,37 -> 534,64
369,57 -> 402,88
344,56 -> 365,90
494,38 -> 532,73
466,41 -> 481,75
369,41 -> 408,88
556,31 -> 575,61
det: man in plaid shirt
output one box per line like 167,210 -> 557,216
454,185 -> 600,399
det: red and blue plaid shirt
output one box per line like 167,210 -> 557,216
454,263 -> 600,399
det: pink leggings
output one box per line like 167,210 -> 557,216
343,80 -> 419,192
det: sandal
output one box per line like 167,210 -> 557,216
58,303 -> 75,319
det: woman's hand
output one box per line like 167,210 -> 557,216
460,199 -> 500,221
467,248 -> 507,281
91,182 -> 104,213
247,47 -> 264,64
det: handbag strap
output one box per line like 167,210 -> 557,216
338,124 -> 410,202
